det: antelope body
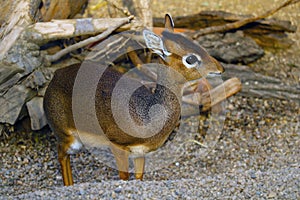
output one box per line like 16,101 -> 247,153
44,14 -> 224,186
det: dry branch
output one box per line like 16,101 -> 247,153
154,9 -> 296,48
202,77 -> 242,111
26,17 -> 141,45
192,0 -> 299,39
181,77 -> 242,116
46,15 -> 134,62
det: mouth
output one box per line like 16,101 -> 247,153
207,72 -> 222,77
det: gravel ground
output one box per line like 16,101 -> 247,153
1,0 -> 300,199
1,96 -> 299,199
8,168 -> 300,199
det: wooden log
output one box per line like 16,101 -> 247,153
154,11 -> 296,32
222,64 -> 300,102
25,17 -> 142,45
181,77 -> 242,116
191,0 -> 298,39
182,63 -> 300,117
26,97 -> 47,130
45,16 -> 135,63
153,10 -> 297,48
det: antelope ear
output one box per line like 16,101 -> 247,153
164,14 -> 174,32
143,29 -> 171,60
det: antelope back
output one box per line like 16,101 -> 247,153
44,14 -> 225,151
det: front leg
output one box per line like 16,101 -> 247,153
110,143 -> 130,180
133,155 -> 145,180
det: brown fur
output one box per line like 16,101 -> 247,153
44,14 -> 224,185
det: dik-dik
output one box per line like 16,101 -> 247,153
44,14 -> 224,186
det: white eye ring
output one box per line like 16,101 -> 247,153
182,53 -> 202,69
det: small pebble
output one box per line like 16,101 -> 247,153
111,191 -> 117,198
268,191 -> 277,198
78,189 -> 85,195
250,171 -> 257,179
114,186 -> 122,194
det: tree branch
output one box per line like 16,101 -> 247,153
46,15 -> 134,63
193,0 -> 300,39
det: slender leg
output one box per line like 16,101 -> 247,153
110,144 -> 130,180
66,154 -> 73,185
134,156 -> 145,180
58,145 -> 73,186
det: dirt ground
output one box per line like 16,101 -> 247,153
0,0 -> 299,199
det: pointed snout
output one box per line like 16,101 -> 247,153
212,56 -> 225,74
205,56 -> 225,78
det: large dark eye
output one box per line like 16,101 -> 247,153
186,54 -> 198,65
182,53 -> 202,69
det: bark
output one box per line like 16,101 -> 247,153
222,64 -> 300,102
0,0 -> 40,59
132,0 -> 152,29
154,8 -> 297,48
40,0 -> 88,22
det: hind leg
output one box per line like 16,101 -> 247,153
58,143 -> 74,186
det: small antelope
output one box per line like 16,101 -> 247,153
44,14 -> 224,186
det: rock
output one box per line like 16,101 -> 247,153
197,31 -> 264,64
0,73 -> 24,95
6,40 -> 43,74
24,71 -> 47,89
0,85 -> 34,125
0,64 -> 24,85
26,97 -> 47,130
